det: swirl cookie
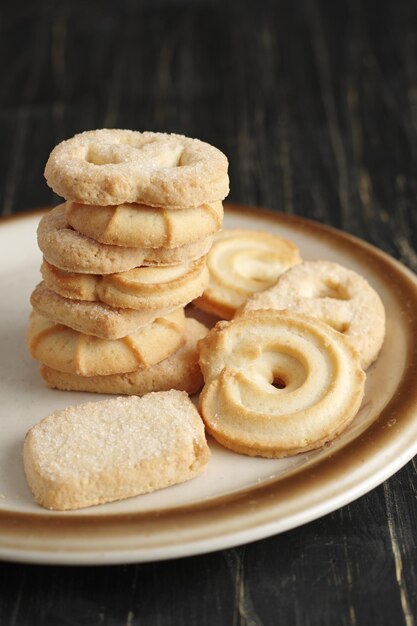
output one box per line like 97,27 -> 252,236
27,309 -> 185,376
40,318 -> 208,396
198,310 -> 365,458
237,261 -> 385,369
194,229 -> 301,319
66,200 -> 223,248
41,257 -> 209,311
30,282 -> 175,339
38,205 -> 213,274
24,390 -> 210,510
44,129 -> 229,208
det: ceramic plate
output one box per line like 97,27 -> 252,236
1,205 -> 417,565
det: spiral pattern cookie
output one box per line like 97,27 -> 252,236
66,200 -> 224,248
30,282 -> 175,339
38,205 -> 213,274
41,257 -> 208,311
44,129 -> 229,208
27,309 -> 185,376
40,318 -> 208,395
198,310 -> 365,458
237,261 -> 385,369
194,229 -> 301,319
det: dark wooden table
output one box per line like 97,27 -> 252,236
1,0 -> 417,624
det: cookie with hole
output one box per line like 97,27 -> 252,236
198,309 -> 366,458
44,129 -> 229,208
193,229 -> 301,319
236,260 -> 385,369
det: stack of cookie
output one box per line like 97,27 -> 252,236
27,129 -> 229,395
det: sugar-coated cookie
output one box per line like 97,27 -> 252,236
30,282 -> 175,339
198,310 -> 365,458
44,129 -> 229,208
194,229 -> 301,319
237,260 -> 385,369
24,390 -> 210,510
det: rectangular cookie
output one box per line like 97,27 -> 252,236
23,391 -> 210,510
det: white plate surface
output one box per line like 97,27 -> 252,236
1,205 -> 417,565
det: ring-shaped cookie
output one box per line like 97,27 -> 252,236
237,260 -> 385,369
198,310 -> 365,458
65,200 -> 223,248
27,309 -> 185,376
40,318 -> 207,395
44,130 -> 229,208
38,205 -> 213,274
41,256 -> 209,311
193,229 -> 301,319
30,282 -> 176,339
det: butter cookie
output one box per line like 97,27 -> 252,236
238,261 -> 385,369
41,318 -> 207,395
24,390 -> 210,510
198,310 -> 365,457
44,129 -> 229,208
41,257 -> 208,311
27,309 -> 185,376
38,205 -> 213,274
30,282 -> 175,339
194,229 -> 301,319
66,200 -> 223,248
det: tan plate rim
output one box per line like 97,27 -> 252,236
1,203 -> 417,564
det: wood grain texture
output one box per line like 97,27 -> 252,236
1,0 -> 417,624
